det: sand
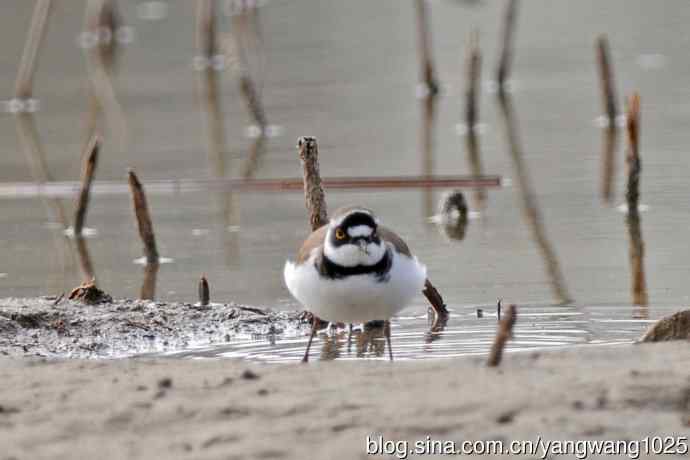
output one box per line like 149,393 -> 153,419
2,341 -> 689,460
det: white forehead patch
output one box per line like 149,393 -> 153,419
330,209 -> 378,227
348,225 -> 373,238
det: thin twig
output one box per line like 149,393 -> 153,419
14,0 -> 53,99
496,0 -> 518,92
487,303 -> 516,367
414,0 -> 439,96
297,137 -> 328,231
128,170 -> 159,264
74,135 -> 100,236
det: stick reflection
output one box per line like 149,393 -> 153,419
496,89 -> 572,304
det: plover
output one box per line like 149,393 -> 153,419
284,206 -> 427,362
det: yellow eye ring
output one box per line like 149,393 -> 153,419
335,228 -> 346,240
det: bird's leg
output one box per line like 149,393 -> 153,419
384,320 -> 393,362
302,314 -> 319,363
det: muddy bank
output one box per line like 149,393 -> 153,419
0,296 -> 304,358
2,342 -> 690,459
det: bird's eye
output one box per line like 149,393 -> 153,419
335,228 -> 346,240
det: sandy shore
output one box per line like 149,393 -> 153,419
2,341 -> 689,460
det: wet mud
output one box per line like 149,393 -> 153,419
0,296 -> 303,359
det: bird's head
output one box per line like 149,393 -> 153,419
324,208 -> 386,267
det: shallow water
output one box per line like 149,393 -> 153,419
1,1 -> 690,361
161,303 -> 671,362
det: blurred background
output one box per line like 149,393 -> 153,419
2,0 -> 690,359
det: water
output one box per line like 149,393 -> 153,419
1,0 -> 689,361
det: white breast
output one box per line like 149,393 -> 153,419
283,246 -> 427,323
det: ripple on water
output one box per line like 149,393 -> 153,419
158,303 -> 671,363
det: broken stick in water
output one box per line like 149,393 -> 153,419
128,170 -> 159,264
596,35 -> 618,130
496,0 -> 518,92
625,93 -> 641,216
74,135 -> 100,236
199,275 -> 210,306
487,303 -> 516,367
423,279 -> 448,316
297,136 -> 328,231
625,93 -> 648,307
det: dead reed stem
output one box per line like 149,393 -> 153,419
197,0 -> 227,176
422,279 -> 448,316
14,0 -> 53,99
140,261 -> 159,300
73,135 -> 100,282
596,35 -> 618,128
297,137 -> 328,231
497,90 -> 572,304
626,94 -> 641,214
487,303 -> 516,367
465,30 -> 486,208
414,0 -> 439,96
128,170 -> 159,264
199,275 -> 210,306
601,127 -> 618,204
74,135 -> 100,236
75,234 -> 95,282
625,93 -> 647,306
496,0 -> 518,92
229,2 -> 268,131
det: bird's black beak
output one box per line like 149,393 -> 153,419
356,238 -> 369,254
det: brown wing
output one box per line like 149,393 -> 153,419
296,225 -> 328,263
378,226 -> 412,257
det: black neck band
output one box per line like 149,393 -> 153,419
317,248 -> 392,282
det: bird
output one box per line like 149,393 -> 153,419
284,206 -> 427,362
